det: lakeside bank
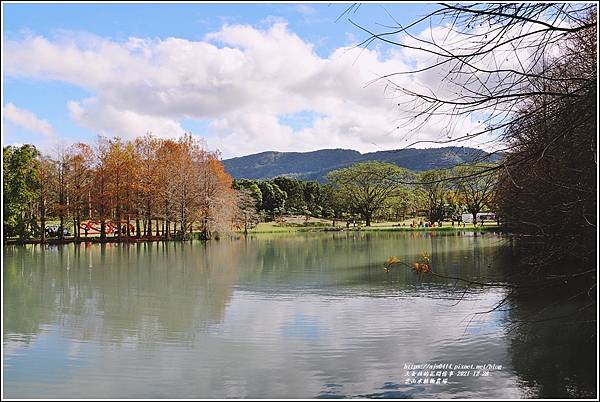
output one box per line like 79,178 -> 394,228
3,223 -> 503,245
244,222 -> 503,234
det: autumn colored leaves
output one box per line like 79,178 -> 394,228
5,133 -> 240,242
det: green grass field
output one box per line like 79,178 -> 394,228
6,216 -> 501,242
246,216 -> 501,234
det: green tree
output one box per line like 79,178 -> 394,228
303,181 -> 321,215
3,145 -> 40,240
233,179 -> 263,210
273,176 -> 305,214
37,156 -> 55,243
319,183 -> 349,226
382,187 -> 421,222
326,161 -> 410,226
258,181 -> 286,220
444,190 -> 465,222
454,163 -> 498,225
419,169 -> 451,224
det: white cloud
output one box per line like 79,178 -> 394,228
67,99 -> 186,139
3,102 -> 55,138
4,22 -> 491,158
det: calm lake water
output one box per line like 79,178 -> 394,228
3,232 -> 596,399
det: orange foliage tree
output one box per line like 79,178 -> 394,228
29,133 -> 238,241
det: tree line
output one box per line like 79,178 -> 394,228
234,160 -> 498,229
3,133 -> 240,242
4,139 -> 499,242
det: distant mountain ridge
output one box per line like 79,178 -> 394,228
222,146 -> 502,182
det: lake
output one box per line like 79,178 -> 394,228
3,231 -> 596,399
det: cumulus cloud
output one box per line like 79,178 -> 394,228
67,99 -> 186,139
3,102 -> 55,138
4,22 -> 489,157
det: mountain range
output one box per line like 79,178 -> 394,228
222,146 -> 502,182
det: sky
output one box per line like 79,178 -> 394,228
2,2 -> 491,159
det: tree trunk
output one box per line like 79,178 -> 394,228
88,191 -> 92,219
365,212 -> 372,227
180,204 -> 185,239
202,216 -> 209,240
59,215 -> 65,240
164,199 -> 169,239
146,199 -> 152,238
76,210 -> 81,241
116,205 -> 122,240
40,194 -> 46,244
40,215 -> 45,243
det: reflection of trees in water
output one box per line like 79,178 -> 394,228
505,271 -> 596,399
3,246 -> 58,340
5,234 -> 594,398
3,240 -> 246,345
468,242 -> 597,399
435,240 -> 596,399
238,231 -> 505,297
379,234 -> 596,399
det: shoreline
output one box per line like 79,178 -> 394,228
3,236 -> 190,246
3,225 -> 504,245
246,225 -> 503,234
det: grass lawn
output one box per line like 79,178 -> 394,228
9,216 -> 501,240
245,216 -> 501,234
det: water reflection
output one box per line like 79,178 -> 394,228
3,232 -> 595,398
506,274 -> 596,399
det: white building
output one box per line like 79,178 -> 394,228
461,212 -> 496,223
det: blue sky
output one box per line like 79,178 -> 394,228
3,2 -> 459,158
3,3 -> 437,53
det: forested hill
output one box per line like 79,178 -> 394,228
222,146 -> 502,181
